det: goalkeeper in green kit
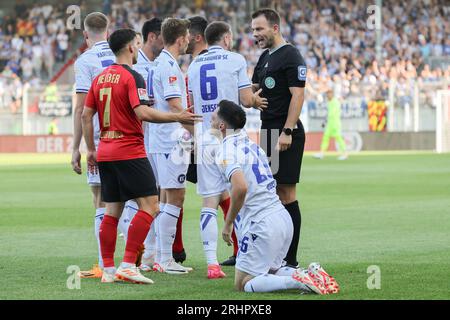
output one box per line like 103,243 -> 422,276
314,90 -> 348,160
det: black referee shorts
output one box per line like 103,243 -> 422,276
98,158 -> 158,202
186,152 -> 197,184
260,123 -> 306,185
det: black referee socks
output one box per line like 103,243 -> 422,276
284,200 -> 301,267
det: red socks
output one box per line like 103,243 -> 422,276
220,198 -> 238,256
99,215 -> 119,268
123,210 -> 154,264
172,208 -> 184,253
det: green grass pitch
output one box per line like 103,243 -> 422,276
0,152 -> 449,300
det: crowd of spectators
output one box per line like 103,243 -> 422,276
0,0 -> 84,112
1,0 -> 449,113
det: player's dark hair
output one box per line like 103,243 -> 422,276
205,21 -> 231,45
188,16 -> 207,37
161,18 -> 190,46
218,100 -> 246,130
251,8 -> 281,26
142,17 -> 162,43
108,28 -> 137,55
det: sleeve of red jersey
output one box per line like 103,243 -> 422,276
128,70 -> 152,108
84,85 -> 97,110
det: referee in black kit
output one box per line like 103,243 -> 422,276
251,8 -> 307,268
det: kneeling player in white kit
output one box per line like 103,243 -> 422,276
212,100 -> 340,294
187,21 -> 267,278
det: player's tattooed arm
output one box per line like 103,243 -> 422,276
222,170 -> 247,246
71,93 -> 87,174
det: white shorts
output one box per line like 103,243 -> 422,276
87,139 -> 101,186
87,171 -> 101,186
235,208 -> 293,277
147,153 -> 159,187
196,133 -> 227,197
149,144 -> 189,189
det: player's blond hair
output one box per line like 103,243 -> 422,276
161,18 -> 190,46
84,12 -> 109,34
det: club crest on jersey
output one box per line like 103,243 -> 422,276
177,174 -> 186,183
138,88 -> 148,100
298,66 -> 307,81
264,76 -> 276,89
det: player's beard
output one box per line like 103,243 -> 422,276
186,41 -> 195,55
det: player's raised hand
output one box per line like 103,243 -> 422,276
252,88 -> 268,111
86,150 -> 98,175
222,223 -> 234,247
176,107 -> 203,125
71,149 -> 82,174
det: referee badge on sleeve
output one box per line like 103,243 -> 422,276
298,66 -> 307,81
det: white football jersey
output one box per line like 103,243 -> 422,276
187,45 -> 251,136
148,49 -> 187,154
216,131 -> 283,229
133,49 -> 158,153
74,40 -> 115,144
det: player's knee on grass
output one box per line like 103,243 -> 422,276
235,270 -> 254,292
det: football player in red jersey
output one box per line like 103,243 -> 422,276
81,28 -> 201,284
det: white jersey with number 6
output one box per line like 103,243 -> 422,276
187,45 -> 251,135
216,131 -> 284,230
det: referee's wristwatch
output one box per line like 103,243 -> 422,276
282,128 -> 293,136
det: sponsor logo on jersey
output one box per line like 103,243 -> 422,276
298,65 -> 307,81
138,88 -> 148,100
264,76 -> 276,89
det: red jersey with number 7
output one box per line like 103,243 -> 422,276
85,63 -> 152,162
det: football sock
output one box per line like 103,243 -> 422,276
94,207 -> 106,268
118,201 -> 137,241
273,266 -> 298,277
243,274 -> 306,292
284,200 -> 301,266
200,207 -> 219,265
123,210 -> 154,264
99,214 -> 118,268
172,207 -> 184,253
159,204 -> 181,264
155,203 -> 165,263
143,221 -> 157,260
220,198 -> 238,256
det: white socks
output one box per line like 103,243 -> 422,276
159,203 -> 180,264
200,208 -> 218,265
143,220 -> 157,260
243,274 -> 307,292
94,207 -> 106,268
118,201 -> 137,241
154,203 -> 165,264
